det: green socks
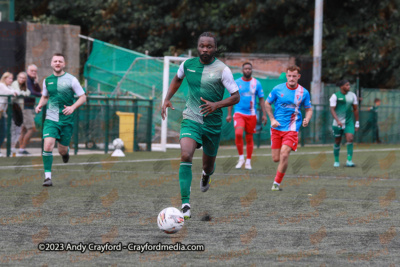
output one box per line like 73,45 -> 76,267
347,142 -> 353,161
42,150 -> 53,178
333,144 -> 340,162
179,162 -> 192,204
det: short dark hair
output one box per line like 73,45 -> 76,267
52,53 -> 65,59
242,62 -> 252,68
286,65 -> 300,73
198,32 -> 217,47
374,98 -> 381,103
336,79 -> 349,87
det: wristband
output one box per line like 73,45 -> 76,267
355,121 -> 359,128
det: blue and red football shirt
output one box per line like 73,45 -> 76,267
266,83 -> 311,132
234,77 -> 264,115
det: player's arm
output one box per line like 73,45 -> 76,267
200,66 -> 240,117
63,94 -> 86,115
329,94 -> 343,128
161,75 -> 183,120
35,95 -> 49,114
330,107 -> 342,127
63,78 -> 87,115
265,89 -> 280,128
259,97 -> 267,125
302,108 -> 313,127
302,91 -> 313,127
226,105 -> 233,123
352,93 -> 359,131
35,79 -> 49,113
265,100 -> 279,128
201,91 -> 239,117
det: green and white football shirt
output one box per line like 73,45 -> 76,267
177,57 -> 238,128
42,73 -> 85,123
329,91 -> 358,128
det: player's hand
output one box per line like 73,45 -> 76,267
355,121 -> 359,131
302,118 -> 309,127
35,105 -> 42,114
262,115 -> 267,126
200,97 -> 218,117
226,115 -> 232,123
336,120 -> 343,128
63,105 -> 75,115
161,99 -> 174,120
270,119 -> 280,128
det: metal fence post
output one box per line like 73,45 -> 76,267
41,105 -> 47,154
74,105 -> 79,155
146,99 -> 153,151
105,99 -> 110,154
6,96 -> 12,157
133,99 -> 139,151
257,108 -> 262,148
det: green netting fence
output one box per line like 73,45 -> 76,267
36,39 -> 394,151
0,95 -> 153,157
83,39 -> 286,144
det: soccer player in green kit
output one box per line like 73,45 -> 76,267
329,80 -> 359,167
35,53 -> 86,186
161,32 -> 240,219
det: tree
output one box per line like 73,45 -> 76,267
15,0 -> 400,88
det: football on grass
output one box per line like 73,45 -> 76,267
157,207 -> 184,234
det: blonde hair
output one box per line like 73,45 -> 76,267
0,72 -> 13,84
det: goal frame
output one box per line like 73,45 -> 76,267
157,56 -> 190,152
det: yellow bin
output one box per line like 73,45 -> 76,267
116,111 -> 141,152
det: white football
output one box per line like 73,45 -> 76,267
157,207 -> 184,234
112,138 -> 124,149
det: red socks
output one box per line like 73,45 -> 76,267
246,134 -> 253,159
235,128 -> 244,155
274,171 -> 285,184
236,130 -> 254,160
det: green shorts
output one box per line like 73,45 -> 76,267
180,119 -> 221,157
43,119 -> 73,146
332,123 -> 355,137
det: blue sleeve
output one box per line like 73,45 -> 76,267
303,90 -> 311,108
267,88 -> 277,104
256,81 -> 264,98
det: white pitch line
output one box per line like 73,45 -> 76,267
0,148 -> 398,170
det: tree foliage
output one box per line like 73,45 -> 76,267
15,0 -> 400,88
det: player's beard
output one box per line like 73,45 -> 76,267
200,53 -> 214,64
243,72 -> 252,79
53,67 -> 63,75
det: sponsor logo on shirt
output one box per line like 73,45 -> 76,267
48,82 -> 54,85
338,98 -> 343,100
281,94 -> 284,97
187,69 -> 196,72
281,103 -> 297,108
44,133 -> 50,136
181,133 -> 191,136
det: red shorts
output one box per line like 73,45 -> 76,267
233,113 -> 257,134
270,128 -> 298,151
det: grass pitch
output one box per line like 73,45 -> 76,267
0,144 -> 399,266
